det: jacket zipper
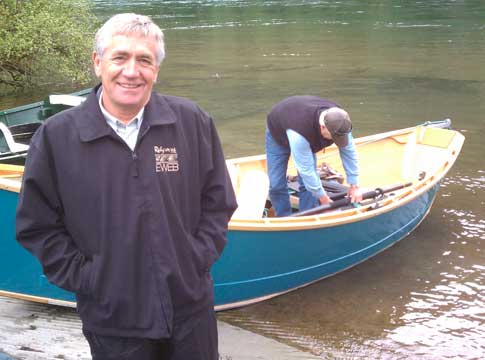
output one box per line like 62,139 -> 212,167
131,125 -> 152,178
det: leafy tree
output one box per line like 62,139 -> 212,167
0,0 -> 98,89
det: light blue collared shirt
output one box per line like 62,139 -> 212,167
286,129 -> 359,198
97,88 -> 144,151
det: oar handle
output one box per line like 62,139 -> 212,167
291,182 -> 412,217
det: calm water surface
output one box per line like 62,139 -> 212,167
1,1 -> 484,359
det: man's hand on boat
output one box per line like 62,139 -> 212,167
319,194 -> 333,205
348,184 -> 363,203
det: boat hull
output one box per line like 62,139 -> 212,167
0,188 -> 74,305
213,183 -> 438,309
0,183 -> 439,309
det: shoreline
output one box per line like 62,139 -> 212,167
0,295 -> 319,360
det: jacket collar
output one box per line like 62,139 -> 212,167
77,84 -> 177,142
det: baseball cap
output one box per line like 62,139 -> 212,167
319,107 -> 352,147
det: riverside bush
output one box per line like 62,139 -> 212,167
0,0 -> 97,89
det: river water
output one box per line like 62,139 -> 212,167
1,1 -> 483,359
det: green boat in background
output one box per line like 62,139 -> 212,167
0,89 -> 90,164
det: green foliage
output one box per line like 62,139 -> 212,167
0,0 -> 98,89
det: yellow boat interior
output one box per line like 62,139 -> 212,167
226,125 -> 464,229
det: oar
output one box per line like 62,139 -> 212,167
328,190 -> 348,201
292,182 -> 413,217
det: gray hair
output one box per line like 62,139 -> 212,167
94,13 -> 165,65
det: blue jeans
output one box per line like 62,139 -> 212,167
265,130 -> 319,216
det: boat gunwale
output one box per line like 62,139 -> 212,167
0,100 -> 45,117
0,290 -> 76,308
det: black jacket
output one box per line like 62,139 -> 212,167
16,86 -> 237,338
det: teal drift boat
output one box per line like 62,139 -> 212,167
0,121 -> 464,310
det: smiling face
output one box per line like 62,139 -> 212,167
93,34 -> 160,122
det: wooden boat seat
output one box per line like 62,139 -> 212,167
228,163 -> 269,219
402,127 -> 456,182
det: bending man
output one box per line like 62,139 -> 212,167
266,95 -> 362,217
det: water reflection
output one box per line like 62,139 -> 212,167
375,263 -> 484,359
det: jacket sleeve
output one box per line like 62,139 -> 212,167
194,117 -> 238,268
287,129 -> 326,198
15,126 -> 97,295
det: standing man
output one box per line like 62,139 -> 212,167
266,95 -> 362,216
16,13 -> 237,360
